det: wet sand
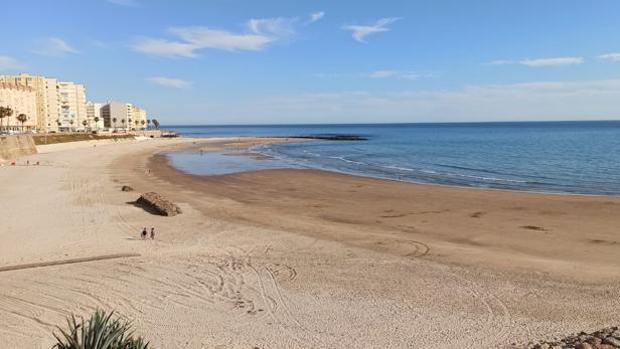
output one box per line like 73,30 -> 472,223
1,137 -> 619,348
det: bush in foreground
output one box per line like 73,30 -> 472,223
53,310 -> 149,349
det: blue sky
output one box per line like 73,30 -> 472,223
1,0 -> 620,124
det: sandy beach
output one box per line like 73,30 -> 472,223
1,137 -> 620,348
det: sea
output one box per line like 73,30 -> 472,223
165,121 -> 620,196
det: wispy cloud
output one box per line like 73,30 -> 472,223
489,56 -> 584,67
316,70 -> 427,80
134,17 -> 300,58
90,40 -> 109,48
132,39 -> 199,58
147,76 -> 191,89
106,0 -> 139,6
309,11 -> 325,23
598,52 -> 620,62
488,60 -> 515,66
520,57 -> 584,67
32,37 -> 79,57
369,70 -> 422,80
205,79 -> 620,123
246,17 -> 297,39
0,55 -> 25,71
343,17 -> 401,43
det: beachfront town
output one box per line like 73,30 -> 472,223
0,73 -> 151,134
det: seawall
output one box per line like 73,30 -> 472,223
0,135 -> 37,161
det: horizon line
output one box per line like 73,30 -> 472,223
162,119 -> 620,127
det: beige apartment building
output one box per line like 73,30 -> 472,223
58,81 -> 87,131
0,74 -> 61,132
0,81 -> 37,132
131,105 -> 148,130
0,74 -> 88,133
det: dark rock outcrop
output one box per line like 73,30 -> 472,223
136,192 -> 182,216
267,134 -> 368,141
521,326 -> 620,349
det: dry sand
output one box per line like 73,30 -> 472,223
1,137 -> 619,348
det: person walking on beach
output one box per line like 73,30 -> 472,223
150,227 -> 155,240
141,227 -> 147,240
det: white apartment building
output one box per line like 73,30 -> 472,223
0,81 -> 37,132
58,81 -> 87,131
86,102 -> 104,130
101,101 -> 128,130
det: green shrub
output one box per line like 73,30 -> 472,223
53,310 -> 149,349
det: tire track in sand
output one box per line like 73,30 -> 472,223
0,253 -> 141,273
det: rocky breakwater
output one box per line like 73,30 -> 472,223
136,192 -> 182,216
268,134 -> 369,141
524,326 -> 620,349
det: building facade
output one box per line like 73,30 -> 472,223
0,82 -> 37,132
131,105 -> 147,130
58,81 -> 87,131
101,101 -> 147,131
86,102 -> 104,130
0,74 -> 62,133
1,73 -> 150,133
101,101 -> 128,130
45,78 -> 60,132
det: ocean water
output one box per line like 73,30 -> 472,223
166,121 -> 620,196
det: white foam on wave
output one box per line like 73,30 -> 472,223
328,156 -> 366,166
447,172 -> 528,183
381,165 -> 416,172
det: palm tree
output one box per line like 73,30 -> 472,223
6,107 -> 14,131
0,106 -> 14,132
147,119 -> 151,129
16,114 -> 28,133
0,106 -> 8,132
141,120 -> 146,129
82,119 -> 88,131
93,116 -> 100,131
69,119 -> 74,132
152,119 -> 160,129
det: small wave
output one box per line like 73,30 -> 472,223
446,172 -> 529,183
302,150 -> 321,157
328,156 -> 366,166
378,165 -> 439,175
381,165 -> 416,172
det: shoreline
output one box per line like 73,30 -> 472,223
146,138 -> 620,282
167,137 -> 620,199
2,136 -> 620,348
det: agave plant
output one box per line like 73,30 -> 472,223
53,310 -> 149,349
